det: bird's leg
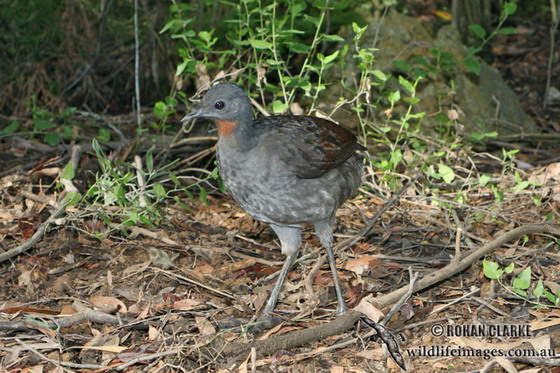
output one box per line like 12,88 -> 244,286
325,242 -> 348,315
260,224 -> 302,317
261,253 -> 297,315
315,219 -> 347,315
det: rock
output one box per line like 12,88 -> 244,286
546,86 -> 560,104
324,11 -> 536,136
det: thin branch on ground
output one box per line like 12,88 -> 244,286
17,338 -> 104,370
373,223 -> 560,308
380,267 -> 419,326
222,223 -> 560,358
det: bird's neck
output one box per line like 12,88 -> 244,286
215,117 -> 257,152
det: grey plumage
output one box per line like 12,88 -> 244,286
183,82 -> 364,316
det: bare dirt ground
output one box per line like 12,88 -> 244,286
1,23 -> 560,373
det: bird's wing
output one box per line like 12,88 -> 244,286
256,116 -> 361,179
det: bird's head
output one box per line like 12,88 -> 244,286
182,82 -> 253,137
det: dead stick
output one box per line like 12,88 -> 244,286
0,203 -> 66,263
223,223 -> 560,357
222,310 -> 362,356
0,146 -> 83,263
374,223 -> 560,308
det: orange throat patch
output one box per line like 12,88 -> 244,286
215,120 -> 237,137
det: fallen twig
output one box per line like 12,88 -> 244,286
0,145 -> 83,263
222,223 -> 560,359
373,223 -> 560,308
0,202 -> 67,263
222,310 -> 362,356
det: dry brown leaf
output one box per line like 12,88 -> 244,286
356,347 -> 384,360
148,325 -> 161,341
431,362 -> 450,369
172,298 -> 204,311
290,102 -> 304,115
78,345 -> 128,353
195,263 -> 215,275
23,365 -> 44,373
545,280 -> 560,295
59,304 -> 77,315
0,209 -> 14,222
530,317 -> 560,331
353,296 -> 384,322
122,261 -> 151,275
329,366 -> 344,373
195,316 -> 216,335
447,109 -> 459,121
35,167 -> 61,177
90,295 -> 127,314
18,270 -> 33,287
345,255 -> 380,276
137,302 -> 152,319
23,320 -> 57,339
257,322 -> 286,341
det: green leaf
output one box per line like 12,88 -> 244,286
198,31 -> 212,42
371,70 -> 387,82
398,76 -> 414,94
272,100 -> 288,114
352,22 -> 367,38
463,58 -> 481,75
491,185 -> 504,202
61,163 -> 75,181
438,164 -> 455,184
320,50 -> 339,64
390,149 -> 403,165
405,98 -> 421,105
154,101 -> 167,119
44,132 -> 59,146
513,180 -> 530,192
393,60 -> 411,71
249,39 -> 273,50
169,172 -> 180,186
504,263 -> 515,273
65,191 -> 82,206
97,128 -> 111,142
153,183 -> 166,198
469,24 -> 486,39
285,41 -> 309,53
388,90 -> 400,104
467,46 -> 482,56
321,34 -> 344,42
199,186 -> 207,203
483,260 -> 503,280
176,61 -> 189,76
512,267 -> 531,290
35,119 -> 55,130
503,2 -> 517,15
159,20 -> 175,34
2,120 -> 19,134
545,290 -> 558,304
497,27 -> 516,35
533,279 -> 544,298
479,174 -> 491,186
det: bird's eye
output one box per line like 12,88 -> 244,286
214,101 -> 225,110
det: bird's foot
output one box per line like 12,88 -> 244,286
253,311 -> 284,331
215,316 -> 252,332
335,303 -> 348,316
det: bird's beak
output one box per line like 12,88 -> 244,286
181,108 -> 204,122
